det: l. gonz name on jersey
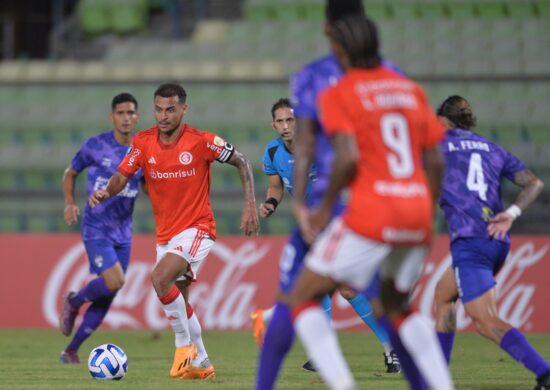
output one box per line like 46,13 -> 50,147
447,140 -> 490,152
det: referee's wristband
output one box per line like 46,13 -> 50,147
264,197 -> 279,210
505,204 -> 522,220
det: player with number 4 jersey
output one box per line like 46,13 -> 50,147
433,95 -> 550,390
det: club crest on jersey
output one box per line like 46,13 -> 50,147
179,152 -> 193,165
213,136 -> 225,147
94,255 -> 104,268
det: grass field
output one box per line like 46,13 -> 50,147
0,329 -> 548,389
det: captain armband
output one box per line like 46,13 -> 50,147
217,143 -> 235,163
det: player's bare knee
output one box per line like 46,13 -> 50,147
150,270 -> 171,295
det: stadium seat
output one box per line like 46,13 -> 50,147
536,0 -> 550,18
477,2 -> 507,19
390,3 -> 421,20
419,2 -> 448,20
78,0 -> 111,36
447,1 -> 477,19
363,2 -> 391,20
110,0 -> 148,35
506,1 -> 537,18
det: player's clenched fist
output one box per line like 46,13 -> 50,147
88,190 -> 110,208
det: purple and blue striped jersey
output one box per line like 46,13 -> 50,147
439,128 -> 527,243
71,131 -> 143,244
290,53 -> 403,208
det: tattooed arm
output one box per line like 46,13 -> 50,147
488,169 -> 544,239
227,148 -> 260,236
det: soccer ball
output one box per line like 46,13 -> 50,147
87,343 -> 128,380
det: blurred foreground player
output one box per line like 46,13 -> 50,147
433,95 -> 550,390
89,83 -> 260,379
252,98 -> 397,374
59,93 -> 143,364
288,15 -> 453,390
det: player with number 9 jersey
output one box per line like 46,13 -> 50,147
320,67 -> 444,244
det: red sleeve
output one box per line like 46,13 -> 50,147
319,86 -> 355,136
203,132 -> 235,163
117,136 -> 144,177
417,87 -> 444,149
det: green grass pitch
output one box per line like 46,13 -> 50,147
0,329 -> 548,389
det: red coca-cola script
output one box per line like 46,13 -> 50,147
0,234 -> 548,332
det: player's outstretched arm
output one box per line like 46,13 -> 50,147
227,149 -> 260,236
310,133 -> 358,234
488,169 -> 544,239
259,175 -> 284,218
292,117 -> 317,243
88,172 -> 129,208
62,166 -> 80,225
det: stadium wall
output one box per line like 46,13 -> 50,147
0,234 -> 548,332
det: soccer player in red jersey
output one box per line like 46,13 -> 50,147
287,16 -> 453,389
89,83 -> 260,380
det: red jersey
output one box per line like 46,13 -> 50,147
319,67 -> 444,244
118,124 -> 234,243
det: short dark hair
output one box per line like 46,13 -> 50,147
154,83 -> 187,104
326,0 -> 364,23
271,98 -> 293,119
437,95 -> 477,130
331,15 -> 381,68
111,93 -> 138,111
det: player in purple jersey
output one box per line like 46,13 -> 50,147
432,96 -> 550,390
255,2 -> 402,389
59,93 -> 144,364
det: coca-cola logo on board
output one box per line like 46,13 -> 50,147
416,242 -> 548,331
42,239 -> 548,331
43,241 -> 270,330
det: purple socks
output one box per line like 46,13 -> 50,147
69,278 -> 112,308
437,331 -> 455,364
255,303 -> 295,390
500,328 -> 550,378
66,296 -> 114,351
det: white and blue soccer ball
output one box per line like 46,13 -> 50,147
87,343 -> 128,380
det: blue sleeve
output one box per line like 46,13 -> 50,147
70,138 -> 93,173
262,146 -> 278,176
382,58 -> 406,76
501,147 -> 528,182
290,67 -> 317,121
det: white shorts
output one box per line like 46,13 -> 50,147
305,217 -> 427,293
156,228 -> 215,282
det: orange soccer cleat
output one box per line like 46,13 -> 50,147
169,344 -> 197,378
180,358 -> 216,380
251,309 -> 266,347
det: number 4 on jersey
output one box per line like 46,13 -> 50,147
466,152 -> 488,201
